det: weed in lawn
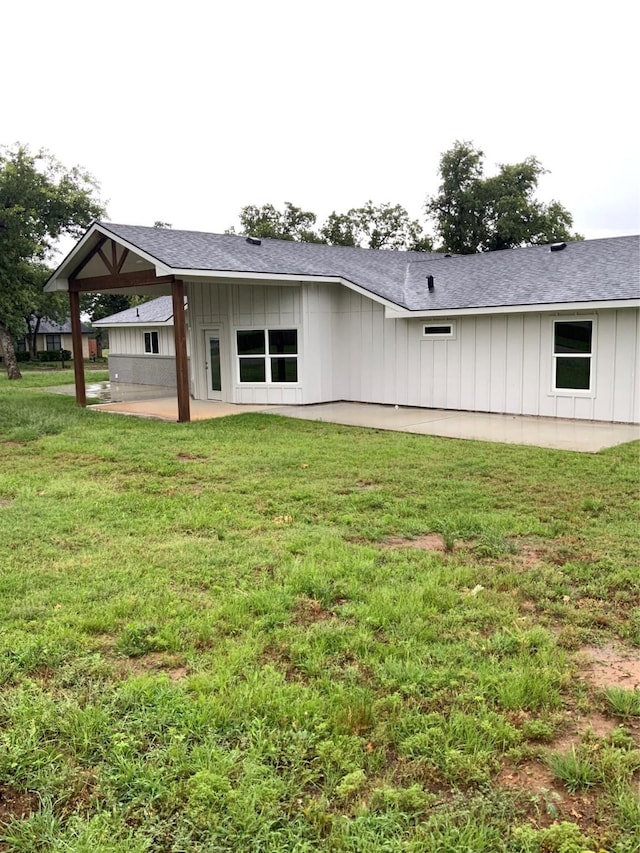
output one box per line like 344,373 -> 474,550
604,687 -> 640,718
546,746 -> 600,792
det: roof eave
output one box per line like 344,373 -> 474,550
44,222 -> 173,293
385,298 -> 640,319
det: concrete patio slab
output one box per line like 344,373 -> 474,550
266,402 -> 640,453
59,388 -> 639,452
89,397 -> 269,421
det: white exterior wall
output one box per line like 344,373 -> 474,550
106,281 -> 639,422
187,281 -> 305,405
108,326 -> 176,357
328,291 -> 640,423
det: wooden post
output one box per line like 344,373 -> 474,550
171,278 -> 190,423
69,290 -> 86,407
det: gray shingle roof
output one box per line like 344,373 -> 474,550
33,317 -> 91,334
99,222 -> 639,311
93,295 -> 174,326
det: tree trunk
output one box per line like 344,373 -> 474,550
27,314 -> 41,360
0,324 -> 22,379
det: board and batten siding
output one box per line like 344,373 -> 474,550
187,280 -> 305,404
328,291 -> 639,423
108,326 -> 177,357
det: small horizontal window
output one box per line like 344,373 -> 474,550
423,323 -> 455,339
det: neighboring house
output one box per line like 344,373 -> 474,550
45,222 -> 640,423
15,317 -> 93,360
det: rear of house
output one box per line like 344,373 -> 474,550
52,224 -> 640,424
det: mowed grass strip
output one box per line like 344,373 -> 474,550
0,374 -> 638,852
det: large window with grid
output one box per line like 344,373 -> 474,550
46,334 -> 61,351
236,329 -> 298,383
553,320 -> 593,392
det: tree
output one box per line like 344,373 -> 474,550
321,202 -> 432,251
425,141 -> 581,254
0,144 -> 104,378
230,202 -> 324,242
230,201 -> 432,251
21,263 -> 68,360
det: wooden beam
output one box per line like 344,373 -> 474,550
69,290 -> 86,407
69,271 -> 174,292
68,235 -> 108,281
116,247 -> 130,274
171,278 -> 190,423
110,240 -> 118,274
97,246 -> 114,274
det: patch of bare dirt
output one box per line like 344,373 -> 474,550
177,453 -> 207,462
0,787 -> 39,825
381,534 -> 446,552
293,596 -> 335,625
498,760 -> 601,830
551,711 -> 618,752
579,643 -> 640,690
118,652 -> 188,681
518,544 -> 547,569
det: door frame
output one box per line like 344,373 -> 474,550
203,327 -> 225,401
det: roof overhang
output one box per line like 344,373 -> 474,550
44,222 -> 173,293
384,298 -> 640,319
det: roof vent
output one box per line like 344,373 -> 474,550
550,242 -> 567,252
246,236 -> 262,246
444,253 -> 452,258
427,275 -> 435,291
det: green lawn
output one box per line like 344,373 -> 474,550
0,373 -> 638,852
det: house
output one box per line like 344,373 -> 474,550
44,222 -> 640,424
15,317 -> 94,360
93,296 -> 181,401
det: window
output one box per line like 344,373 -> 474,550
16,338 -> 27,353
423,323 -> 455,339
46,334 -> 61,351
237,329 -> 298,383
553,320 -> 593,392
144,331 -> 159,354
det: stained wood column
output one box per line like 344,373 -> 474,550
69,290 -> 86,407
171,278 -> 190,423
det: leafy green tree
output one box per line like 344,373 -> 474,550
21,262 -> 68,359
321,202 -> 432,251
425,141 -> 581,254
230,202 -> 324,242
0,144 -> 104,378
231,201 -> 432,251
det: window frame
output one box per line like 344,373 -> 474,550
45,334 -> 62,352
236,328 -> 300,385
551,317 -> 596,396
143,330 -> 160,355
422,321 -> 456,340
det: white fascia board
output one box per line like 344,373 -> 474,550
176,268 -> 344,285
93,320 -> 174,328
384,298 -> 640,319
177,270 -> 405,313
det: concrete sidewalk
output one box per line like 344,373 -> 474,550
85,396 -> 640,452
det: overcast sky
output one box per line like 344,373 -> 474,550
3,0 -> 639,247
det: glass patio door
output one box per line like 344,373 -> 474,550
205,330 -> 223,400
